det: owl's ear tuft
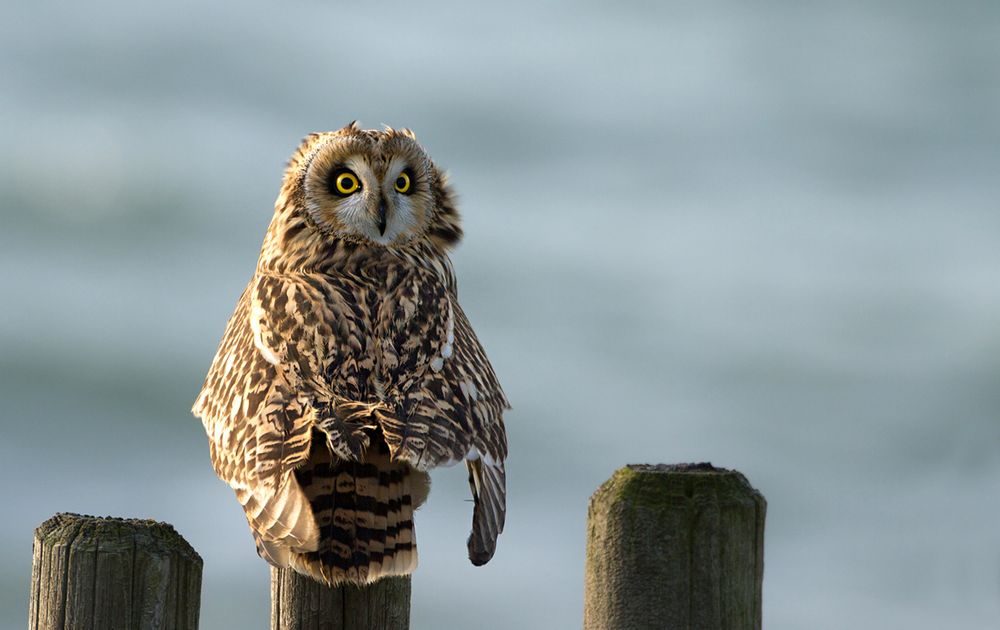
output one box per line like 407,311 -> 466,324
338,120 -> 360,134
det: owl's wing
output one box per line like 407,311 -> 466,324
449,302 -> 509,565
377,269 -> 510,565
192,285 -> 320,556
248,273 -> 378,461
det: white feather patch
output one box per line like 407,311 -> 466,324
249,302 -> 280,365
223,351 -> 236,375
459,379 -> 479,401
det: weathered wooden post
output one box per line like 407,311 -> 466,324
270,567 -> 410,630
29,513 -> 202,630
584,463 -> 766,630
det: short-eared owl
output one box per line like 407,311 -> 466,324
192,123 -> 509,585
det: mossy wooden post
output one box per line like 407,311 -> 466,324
270,567 -> 410,630
584,464 -> 766,630
29,513 -> 202,630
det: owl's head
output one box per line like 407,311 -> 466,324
278,122 -> 462,252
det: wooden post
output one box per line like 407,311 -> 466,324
270,567 -> 410,630
584,464 -> 766,630
29,513 -> 203,630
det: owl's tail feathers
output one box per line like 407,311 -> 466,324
288,438 -> 430,585
466,456 -> 506,566
236,475 -> 320,565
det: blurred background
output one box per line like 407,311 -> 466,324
2,0 -> 998,627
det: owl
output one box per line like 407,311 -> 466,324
191,123 -> 509,585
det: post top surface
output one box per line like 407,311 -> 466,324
35,512 -> 202,564
626,462 -> 725,474
589,463 -> 766,511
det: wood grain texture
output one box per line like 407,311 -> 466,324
29,513 -> 202,630
270,566 -> 410,630
584,464 -> 766,630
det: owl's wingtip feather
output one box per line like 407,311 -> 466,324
465,457 -> 506,567
467,536 -> 495,566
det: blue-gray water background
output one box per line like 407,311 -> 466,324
2,1 -> 999,627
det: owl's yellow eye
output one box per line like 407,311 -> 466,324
336,172 -> 360,194
330,169 -> 361,196
394,170 -> 412,194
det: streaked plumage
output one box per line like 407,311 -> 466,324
192,123 -> 509,585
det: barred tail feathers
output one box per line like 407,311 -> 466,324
288,432 -> 429,585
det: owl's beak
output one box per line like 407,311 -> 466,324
377,199 -> 388,236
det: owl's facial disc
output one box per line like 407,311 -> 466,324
302,133 -> 433,247
324,157 -> 423,246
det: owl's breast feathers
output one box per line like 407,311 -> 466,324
192,248 -> 509,582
